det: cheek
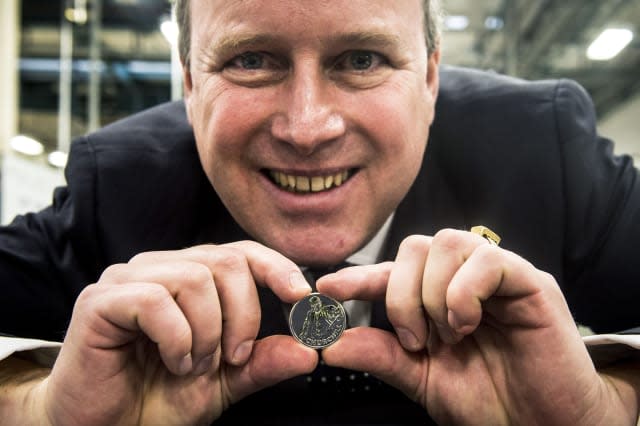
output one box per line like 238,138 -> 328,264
356,80 -> 432,209
192,82 -> 272,164
362,80 -> 432,161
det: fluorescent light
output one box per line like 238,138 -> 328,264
587,28 -> 633,61
485,16 -> 504,31
10,135 -> 44,156
64,7 -> 87,24
444,15 -> 470,32
128,60 -> 172,76
160,19 -> 179,45
48,151 -> 69,168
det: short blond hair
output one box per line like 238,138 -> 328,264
174,0 -> 442,67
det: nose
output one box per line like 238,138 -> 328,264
271,67 -> 346,155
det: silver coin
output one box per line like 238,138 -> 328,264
289,292 -> 346,349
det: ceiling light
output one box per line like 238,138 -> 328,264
160,19 -> 179,45
485,16 -> 504,31
444,15 -> 470,32
64,7 -> 87,24
587,28 -> 633,61
48,151 -> 69,168
10,135 -> 44,157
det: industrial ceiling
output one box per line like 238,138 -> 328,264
18,0 -> 640,153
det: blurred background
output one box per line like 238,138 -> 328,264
0,0 -> 639,223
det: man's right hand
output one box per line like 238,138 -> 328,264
30,242 -> 315,425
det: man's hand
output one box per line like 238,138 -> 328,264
318,229 -> 639,425
34,242 -> 315,425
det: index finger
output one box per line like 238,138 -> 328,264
422,229 -> 488,343
131,241 -> 312,303
130,242 -> 311,365
316,262 -> 393,301
227,241 -> 312,301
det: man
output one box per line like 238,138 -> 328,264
1,0 -> 639,424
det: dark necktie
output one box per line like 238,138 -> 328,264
301,264 -> 384,394
303,262 -> 349,292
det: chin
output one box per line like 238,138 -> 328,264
271,237 -> 361,267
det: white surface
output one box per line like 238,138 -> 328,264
1,333 -> 639,369
600,93 -> 640,166
0,336 -> 61,367
583,333 -> 640,349
1,152 -> 65,225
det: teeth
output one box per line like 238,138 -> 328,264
311,176 -> 324,192
296,176 -> 310,192
287,174 -> 296,189
269,170 -> 352,193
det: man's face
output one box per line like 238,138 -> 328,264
184,0 -> 439,266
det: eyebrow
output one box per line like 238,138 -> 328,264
205,34 -> 281,61
206,30 -> 404,59
327,31 -> 403,49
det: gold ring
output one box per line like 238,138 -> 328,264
470,226 -> 501,246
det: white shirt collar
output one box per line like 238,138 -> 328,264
346,213 -> 394,266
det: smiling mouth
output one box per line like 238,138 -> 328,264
266,169 -> 355,193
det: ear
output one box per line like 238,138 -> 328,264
426,48 -> 441,101
182,62 -> 194,124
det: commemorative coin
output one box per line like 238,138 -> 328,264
289,292 -> 346,349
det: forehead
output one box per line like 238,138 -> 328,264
190,0 -> 425,44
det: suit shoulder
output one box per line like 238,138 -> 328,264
438,65 -> 570,108
66,101 -> 199,192
73,101 -> 193,154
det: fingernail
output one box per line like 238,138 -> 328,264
290,271 -> 311,292
193,354 -> 213,376
232,340 -> 254,365
178,353 -> 193,375
396,327 -> 420,351
448,310 -> 462,331
448,310 -> 472,335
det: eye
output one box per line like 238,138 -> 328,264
349,51 -> 374,70
230,52 -> 265,70
335,50 -> 387,72
221,51 -> 288,86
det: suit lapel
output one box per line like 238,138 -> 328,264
373,134 -> 467,330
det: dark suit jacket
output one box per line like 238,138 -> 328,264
1,66 -> 639,424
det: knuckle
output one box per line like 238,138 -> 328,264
234,239 -> 261,250
541,270 -> 556,283
187,243 -> 218,256
539,270 -> 562,295
210,247 -> 248,272
129,250 -> 159,264
75,283 -> 101,305
399,234 -> 431,254
474,243 -> 501,261
177,261 -> 213,289
138,285 -> 173,312
98,263 -> 129,283
432,228 -> 466,250
229,239 -> 262,252
73,284 -> 115,321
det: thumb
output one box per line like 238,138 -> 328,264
321,327 -> 428,400
225,335 -> 318,402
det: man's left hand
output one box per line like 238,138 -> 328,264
318,229 -> 638,425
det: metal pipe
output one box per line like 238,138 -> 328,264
57,0 -> 73,153
88,0 -> 103,132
